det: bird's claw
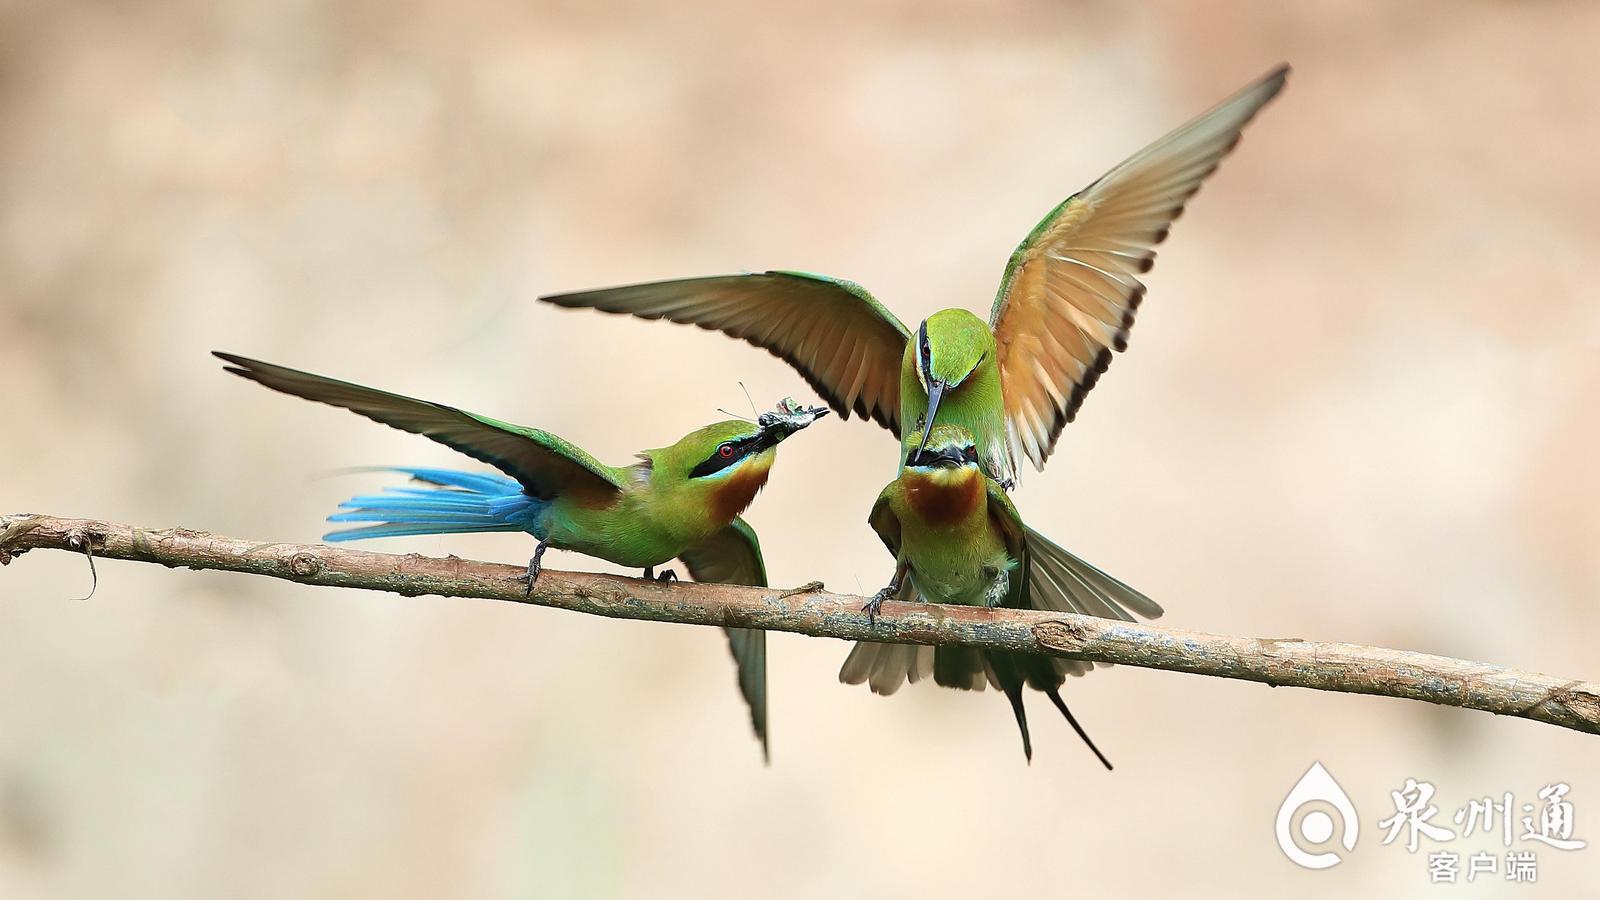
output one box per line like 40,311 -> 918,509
655,568 -> 679,584
862,585 -> 896,629
513,563 -> 541,598
512,542 -> 549,598
982,568 -> 1009,609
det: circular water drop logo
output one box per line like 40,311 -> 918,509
1275,762 -> 1360,869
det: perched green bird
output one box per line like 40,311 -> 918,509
540,65 -> 1288,487
214,352 -> 827,759
841,424 -> 1125,766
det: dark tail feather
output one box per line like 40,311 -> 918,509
933,645 -> 988,691
1001,683 -> 1033,763
1046,687 -> 1113,770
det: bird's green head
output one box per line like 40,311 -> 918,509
645,399 -> 828,522
915,309 -> 991,387
904,423 -> 981,472
912,308 -> 995,452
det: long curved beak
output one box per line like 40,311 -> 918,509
917,379 -> 948,454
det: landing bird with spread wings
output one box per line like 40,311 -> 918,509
215,352 -> 827,761
842,425 -> 1141,765
540,64 -> 1288,488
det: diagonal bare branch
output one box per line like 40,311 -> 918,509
3,512 -> 1597,736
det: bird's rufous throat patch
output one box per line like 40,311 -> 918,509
903,468 -> 983,527
708,454 -> 774,523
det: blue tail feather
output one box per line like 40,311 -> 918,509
327,511 -> 507,523
395,467 -> 518,494
323,467 -> 545,543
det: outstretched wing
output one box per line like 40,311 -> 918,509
1019,516 -> 1163,682
679,518 -> 771,762
215,352 -> 624,504
991,65 -> 1289,470
1023,524 -> 1161,623
542,271 -> 911,434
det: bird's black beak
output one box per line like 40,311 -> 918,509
917,379 -> 948,455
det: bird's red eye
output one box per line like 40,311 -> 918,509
718,443 -> 735,459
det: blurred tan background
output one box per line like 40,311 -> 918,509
3,0 -> 1598,897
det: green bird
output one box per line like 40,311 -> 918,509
540,65 -> 1288,488
214,352 -> 827,759
841,424 -> 1125,766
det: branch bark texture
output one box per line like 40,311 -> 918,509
4,513 -> 1597,736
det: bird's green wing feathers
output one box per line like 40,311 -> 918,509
214,353 -> 625,503
680,518 -> 768,586
679,518 -> 771,762
541,271 -> 912,435
984,480 -> 1031,612
989,65 -> 1289,471
866,485 -> 903,559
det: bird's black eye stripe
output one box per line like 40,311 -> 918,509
689,435 -> 760,478
918,320 -> 931,364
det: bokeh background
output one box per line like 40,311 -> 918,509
3,1 -> 1598,897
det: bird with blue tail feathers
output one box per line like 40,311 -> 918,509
215,351 -> 828,761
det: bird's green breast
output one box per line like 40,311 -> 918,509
889,470 -> 1013,606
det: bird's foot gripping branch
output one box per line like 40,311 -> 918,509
3,512 -> 1599,737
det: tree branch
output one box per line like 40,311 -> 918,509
4,513 -> 1597,736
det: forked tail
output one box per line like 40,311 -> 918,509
323,467 -> 543,542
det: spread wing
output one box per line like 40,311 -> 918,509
541,271 -> 911,434
990,65 -> 1289,470
1004,486 -> 1158,675
215,352 -> 624,504
1023,524 -> 1162,624
1017,509 -> 1162,681
679,519 -> 771,762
